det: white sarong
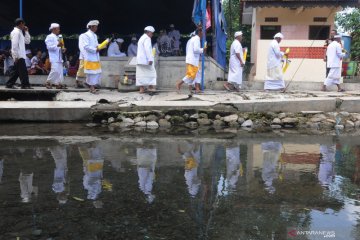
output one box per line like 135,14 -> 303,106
136,64 -> 157,86
228,58 -> 243,87
86,73 -> 101,86
47,62 -> 64,85
265,66 -> 285,90
324,67 -> 341,86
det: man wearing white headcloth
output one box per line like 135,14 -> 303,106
107,38 -> 126,57
265,33 -> 288,91
80,20 -> 103,94
176,29 -> 205,94
321,34 -> 346,92
136,26 -> 157,94
224,31 -> 245,92
45,23 -> 66,89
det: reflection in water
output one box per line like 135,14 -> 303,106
0,158 -> 3,183
50,145 -> 69,204
181,142 -> 201,198
19,172 -> 35,203
79,143 -> 104,208
0,133 -> 360,239
136,147 -> 157,204
319,144 -> 336,187
261,141 -> 282,194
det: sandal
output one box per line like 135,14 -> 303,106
223,83 -> 231,91
45,82 -> 52,89
338,89 -> 345,92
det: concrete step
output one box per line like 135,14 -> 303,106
0,101 -> 96,121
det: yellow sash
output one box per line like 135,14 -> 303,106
84,61 -> 101,71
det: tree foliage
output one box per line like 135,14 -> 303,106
336,8 -> 360,61
223,0 -> 252,61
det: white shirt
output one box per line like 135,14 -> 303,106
137,34 -> 154,65
326,41 -> 345,68
78,33 -> 86,60
30,56 -> 39,69
186,35 -> 203,66
107,42 -> 126,57
80,30 -> 100,62
127,43 -> 138,57
45,33 -> 63,63
230,39 -> 244,65
267,39 -> 284,69
10,27 -> 31,60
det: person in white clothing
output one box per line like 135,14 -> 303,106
45,23 -> 66,89
168,24 -> 181,56
127,37 -> 138,57
265,33 -> 288,91
107,38 -> 126,57
224,31 -> 245,92
80,20 -> 104,94
176,29 -> 205,94
321,35 -> 346,92
136,26 -> 157,94
6,18 -> 32,89
76,33 -> 86,88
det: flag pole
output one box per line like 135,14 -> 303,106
201,0 -> 206,91
20,0 -> 23,18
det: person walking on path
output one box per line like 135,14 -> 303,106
6,18 -> 32,89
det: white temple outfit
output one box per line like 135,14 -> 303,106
107,42 -> 126,57
318,145 -> 336,186
80,30 -> 102,86
76,33 -> 86,80
324,41 -> 345,86
80,146 -> 104,200
136,34 -> 156,87
50,146 -> 68,194
182,35 -> 203,85
45,33 -> 64,84
265,40 -> 285,90
136,148 -> 157,203
228,40 -> 244,88
261,142 -> 282,194
127,43 -> 138,57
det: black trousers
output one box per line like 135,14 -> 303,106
6,58 -> 30,87
326,67 -> 330,78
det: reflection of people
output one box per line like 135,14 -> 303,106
225,146 -> 241,189
19,172 -> 36,203
136,147 -> 157,203
79,144 -> 104,208
179,143 -> 201,197
318,145 -> 336,186
0,159 -> 3,183
261,142 -> 282,194
50,145 -> 69,204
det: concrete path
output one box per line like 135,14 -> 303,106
1,87 -> 360,121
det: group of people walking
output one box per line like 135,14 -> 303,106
6,17 -> 347,94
